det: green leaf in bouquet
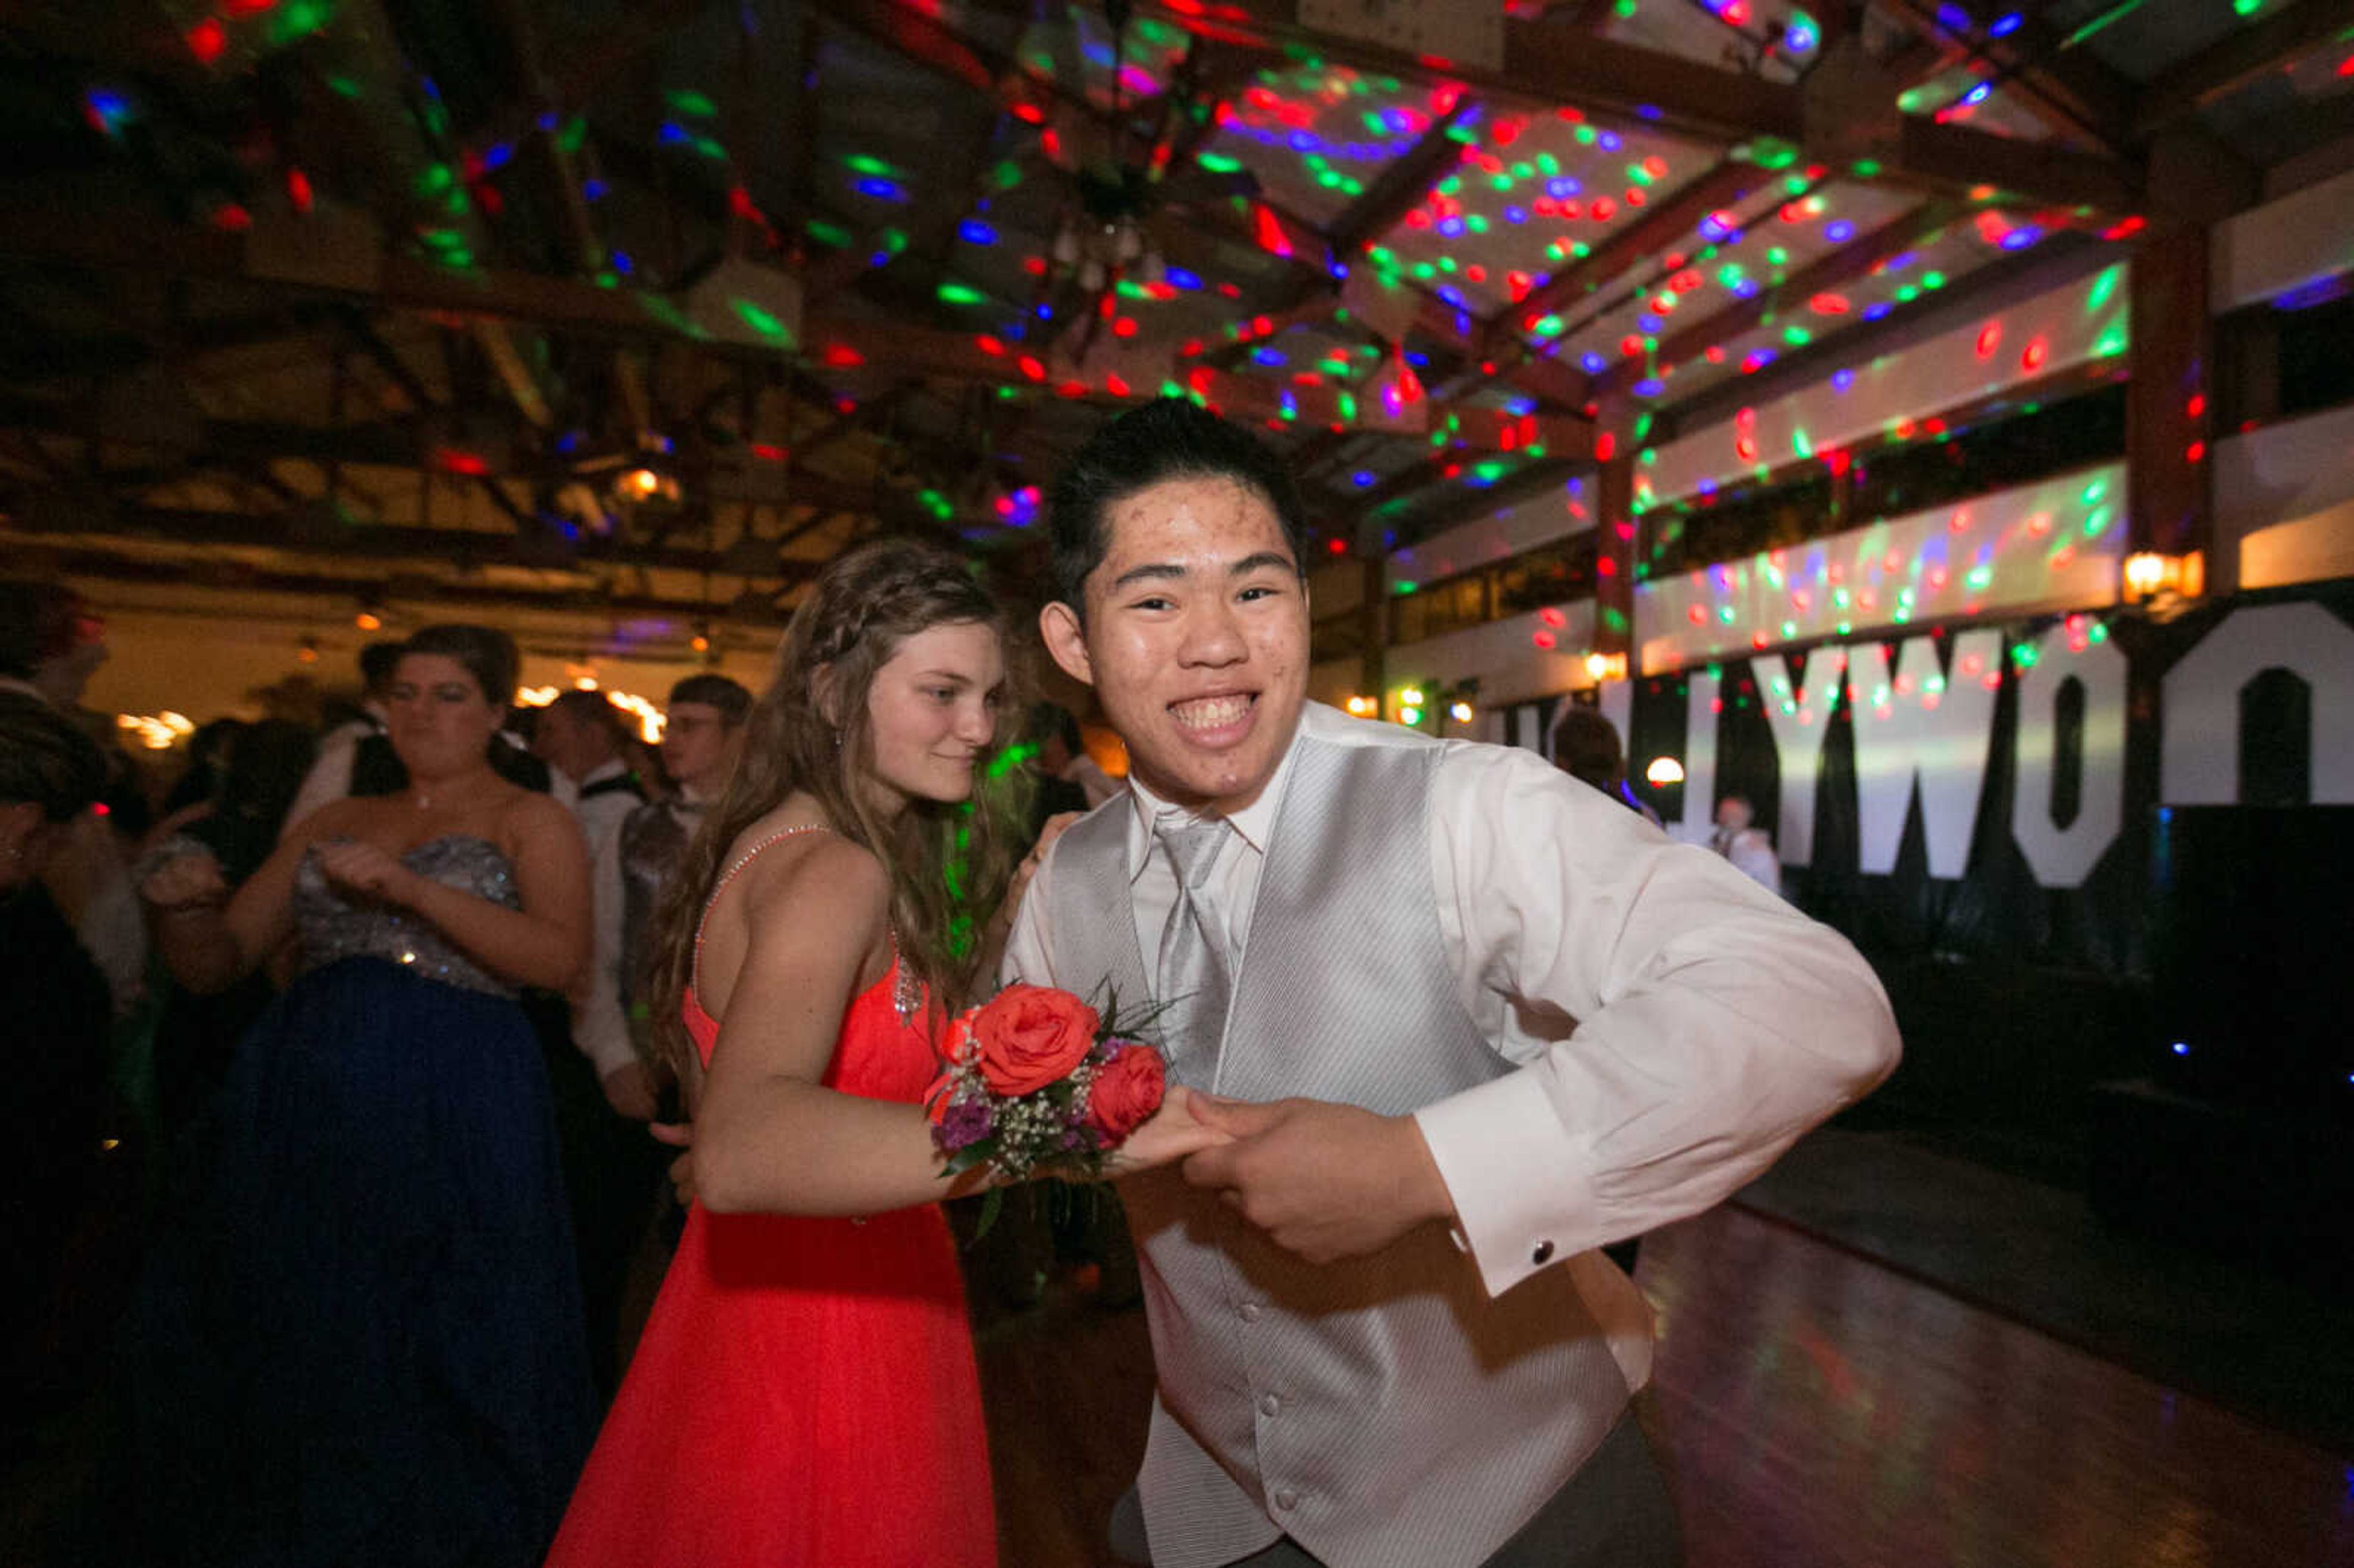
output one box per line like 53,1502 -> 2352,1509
942,1143 -> 994,1179
969,1186 -> 1004,1243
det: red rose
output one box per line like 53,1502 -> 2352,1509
1085,1043 -> 1166,1146
939,1014 -> 975,1067
970,984 -> 1100,1098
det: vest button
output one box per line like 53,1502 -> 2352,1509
1259,1393 -> 1281,1417
1273,1488 -> 1300,1512
1531,1239 -> 1555,1265
1239,1302 -> 1262,1323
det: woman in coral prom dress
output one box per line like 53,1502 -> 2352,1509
546,540 -> 1221,1568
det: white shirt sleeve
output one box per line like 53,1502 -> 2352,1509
278,725 -> 362,841
1411,744 -> 1899,1298
569,804 -> 638,1079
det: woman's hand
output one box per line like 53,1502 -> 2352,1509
140,848 -> 228,911
652,1120 -> 696,1208
314,839 -> 423,906
1104,1086 -> 1236,1178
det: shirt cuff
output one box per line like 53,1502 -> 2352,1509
1413,1068 -> 1597,1299
571,1007 -> 642,1079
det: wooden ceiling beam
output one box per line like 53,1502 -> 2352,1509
1500,160 -> 1769,340
1878,0 -> 2139,151
2133,0 -> 2354,138
1591,197 -> 1963,401
1138,1 -> 2145,215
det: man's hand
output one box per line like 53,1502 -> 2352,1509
600,1060 -> 661,1122
651,1119 -> 695,1208
1181,1096 -> 1457,1265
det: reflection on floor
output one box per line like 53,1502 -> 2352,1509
980,1202 -> 2354,1568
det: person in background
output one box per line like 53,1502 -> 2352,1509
576,674 -> 750,1372
0,577 -> 147,1014
126,623 -> 594,1567
584,674 -> 753,1098
0,691 -> 115,1422
531,687 -> 657,1398
280,641 -> 404,835
160,718 -> 248,820
1710,794 -> 1783,897
138,718 -> 320,1140
1550,704 -> 1663,828
1035,699 -> 1123,809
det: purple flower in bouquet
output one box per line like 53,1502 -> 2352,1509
936,1097 -> 995,1152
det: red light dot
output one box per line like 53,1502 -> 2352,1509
1975,322 -> 2002,359
1540,606 -> 1567,628
1018,356 -> 1046,381
1112,317 -> 1138,338
1688,604 -> 1707,625
1105,373 -> 1132,397
188,18 -> 227,62
2185,440 -> 2206,463
2186,393 -> 2206,419
286,168 -> 313,212
2021,337 -> 2048,371
1533,630 -> 1557,650
1594,433 -> 1617,462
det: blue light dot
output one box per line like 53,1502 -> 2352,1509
1547,177 -> 1580,198
1438,216 -> 1465,237
582,178 -> 608,202
1352,470 -> 1378,487
610,249 -> 634,275
537,111 -> 560,132
1252,346 -> 1287,367
958,219 -> 997,245
855,177 -> 906,202
1637,313 -> 1663,335
1832,368 -> 1856,391
1634,378 -> 1664,397
1436,285 -> 1465,308
1166,267 -> 1202,289
1825,221 -> 1854,243
1580,352 -> 1608,374
1598,131 -> 1621,151
2171,1041 -> 2191,1056
1404,351 -> 1430,368
1504,206 -> 1528,224
658,121 -> 688,145
1989,12 -> 2024,37
1861,302 -> 1892,321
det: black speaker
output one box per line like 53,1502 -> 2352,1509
2144,805 -> 2354,1114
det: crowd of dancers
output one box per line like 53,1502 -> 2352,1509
1,397 -> 1897,1568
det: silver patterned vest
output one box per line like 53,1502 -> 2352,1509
1048,725 -> 1634,1568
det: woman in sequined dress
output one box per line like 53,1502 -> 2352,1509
125,623 -> 596,1568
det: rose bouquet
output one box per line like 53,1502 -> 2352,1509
926,984 -> 1167,1232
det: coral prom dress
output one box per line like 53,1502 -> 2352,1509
545,829 -> 996,1568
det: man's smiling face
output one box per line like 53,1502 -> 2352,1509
1042,473 -> 1309,817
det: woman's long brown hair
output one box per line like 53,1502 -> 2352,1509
644,538 -> 1024,1077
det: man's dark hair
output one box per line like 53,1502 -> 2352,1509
1551,706 -> 1627,794
1046,397 -> 1310,613
0,579 -> 85,680
549,687 -> 632,748
668,672 -> 752,725
1024,700 -> 1083,755
357,641 -> 406,696
0,690 -> 108,821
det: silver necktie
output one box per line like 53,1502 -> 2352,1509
1154,817 -> 1233,1073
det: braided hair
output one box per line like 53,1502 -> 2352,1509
644,539 -> 1021,1073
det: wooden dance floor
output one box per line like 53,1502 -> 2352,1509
977,1203 -> 2354,1568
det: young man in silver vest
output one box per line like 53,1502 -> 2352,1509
1003,399 -> 1901,1568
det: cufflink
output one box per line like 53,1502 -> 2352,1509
1531,1239 -> 1555,1265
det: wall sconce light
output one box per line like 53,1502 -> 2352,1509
1584,650 -> 1628,683
2122,550 -> 2203,607
1344,695 -> 1377,717
1645,756 -> 1686,786
1449,700 -> 1474,723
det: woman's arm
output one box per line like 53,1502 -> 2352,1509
142,804 -> 330,993
313,793 -> 590,992
691,837 -> 972,1217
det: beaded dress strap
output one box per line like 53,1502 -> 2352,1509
690,824 -> 911,1019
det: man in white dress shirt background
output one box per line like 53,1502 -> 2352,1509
1002,399 -> 1901,1568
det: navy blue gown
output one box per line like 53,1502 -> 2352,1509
126,835 -> 595,1567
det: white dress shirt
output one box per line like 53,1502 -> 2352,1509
1002,701 -> 1899,1321
566,758 -> 643,1079
278,709 -> 383,842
